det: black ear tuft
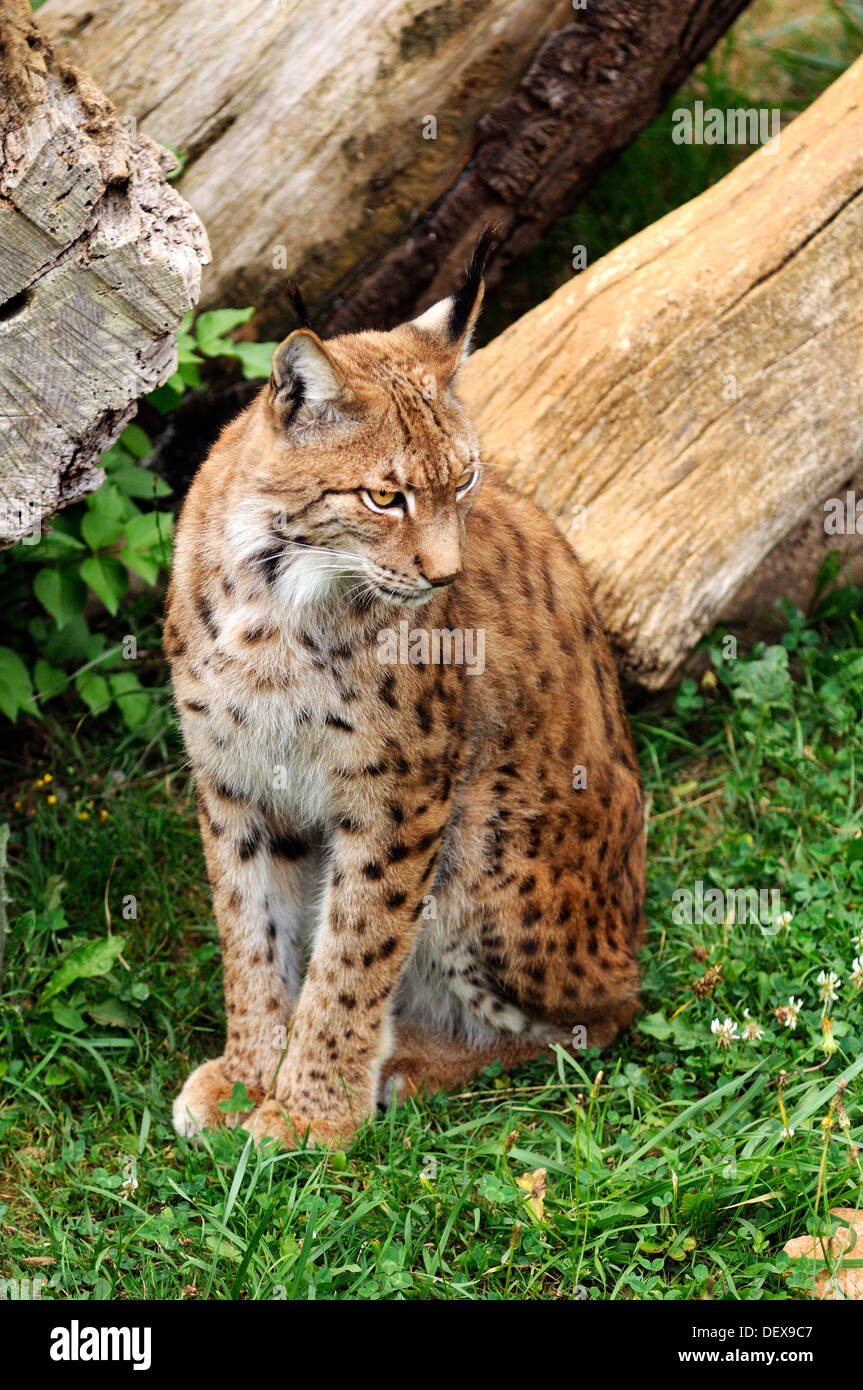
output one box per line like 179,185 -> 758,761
285,279 -> 312,330
449,224 -> 497,341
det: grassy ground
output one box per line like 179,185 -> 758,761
2,1 -> 862,1302
1,579 -> 862,1300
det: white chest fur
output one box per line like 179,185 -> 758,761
177,594 -> 383,834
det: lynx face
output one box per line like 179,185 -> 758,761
226,290 -> 487,613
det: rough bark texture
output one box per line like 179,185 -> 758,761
458,55 -> 863,689
0,0 -> 209,543
39,0 -> 751,340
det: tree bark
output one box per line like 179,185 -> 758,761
0,0 -> 208,543
458,55 -> 863,689
39,0 -> 752,339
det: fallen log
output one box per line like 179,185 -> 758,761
0,0 -> 208,543
458,55 -> 863,689
39,0 -> 752,338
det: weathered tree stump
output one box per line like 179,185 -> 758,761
0,0 -> 209,542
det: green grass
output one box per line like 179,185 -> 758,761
2,575 -> 862,1300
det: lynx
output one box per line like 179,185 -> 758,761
166,235 -> 646,1149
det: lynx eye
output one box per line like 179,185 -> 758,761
362,488 -> 404,513
456,469 -> 477,493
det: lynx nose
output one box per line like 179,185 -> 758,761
415,523 -> 461,587
416,552 -> 461,586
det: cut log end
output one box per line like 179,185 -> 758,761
0,0 -> 209,543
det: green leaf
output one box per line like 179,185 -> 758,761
668,1014 -> 699,1050
146,378 -> 187,414
38,935 -> 126,1005
217,1081 -> 255,1115
176,360 -> 202,389
33,567 -> 88,627
204,1235 -> 242,1262
44,1064 -> 74,1087
38,615 -> 101,664
13,529 -> 85,563
229,340 -> 278,379
75,669 -> 111,715
87,996 -> 138,1028
119,423 -> 152,458
100,443 -> 134,470
121,510 -> 172,583
195,307 -> 254,354
81,507 -> 125,552
637,1010 -> 673,1041
33,659 -> 67,701
108,670 -> 152,730
81,481 -> 134,550
109,461 -> 172,500
123,511 -> 169,552
176,337 -> 200,362
176,332 -> 201,364
50,999 -> 86,1032
79,555 -> 128,615
590,1203 -> 649,1227
121,549 -> 160,585
0,646 -> 36,721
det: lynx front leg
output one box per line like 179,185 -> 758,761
245,808 -> 445,1149
173,780 -> 314,1138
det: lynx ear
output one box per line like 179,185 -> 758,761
408,226 -> 496,366
270,328 -> 346,416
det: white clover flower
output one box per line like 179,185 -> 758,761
850,956 -> 863,991
817,969 -> 842,1005
711,1017 -> 738,1048
742,1008 -> 763,1041
781,1125 -> 795,1140
775,996 -> 803,1029
775,910 -> 793,931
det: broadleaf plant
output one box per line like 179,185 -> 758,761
0,310 -> 278,728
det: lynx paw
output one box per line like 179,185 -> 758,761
173,1058 -> 259,1139
378,1070 -> 419,1107
242,1098 -> 352,1151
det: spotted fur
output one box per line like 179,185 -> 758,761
167,249 -> 646,1149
